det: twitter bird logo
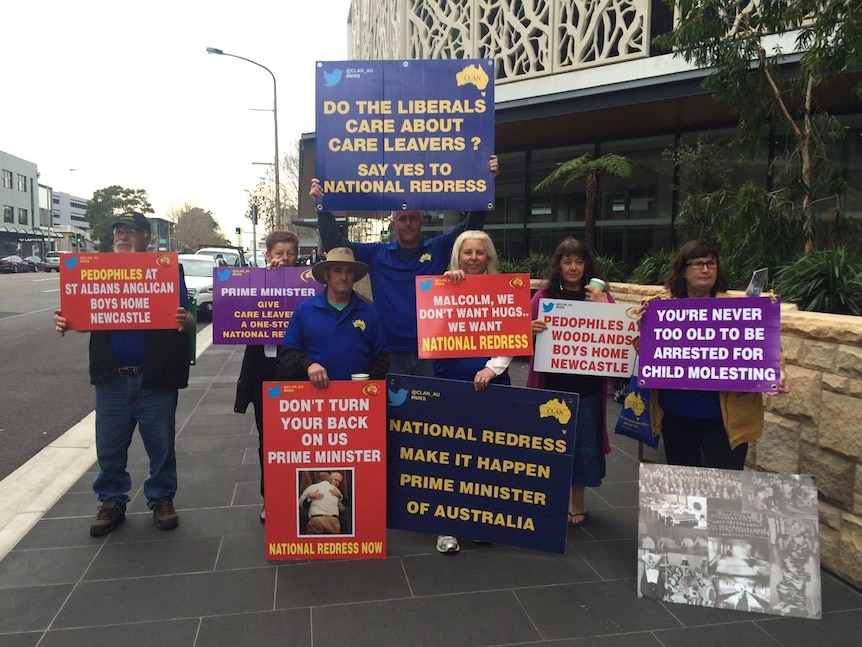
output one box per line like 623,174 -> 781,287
266,386 -> 281,399
64,257 -> 79,269
387,388 -> 408,407
217,269 -> 231,282
542,302 -> 555,313
418,279 -> 432,292
323,68 -> 343,87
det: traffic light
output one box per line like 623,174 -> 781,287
76,233 -> 83,244
381,229 -> 389,241
235,227 -> 241,236
251,204 -> 259,225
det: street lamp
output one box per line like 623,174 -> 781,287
206,47 -> 282,228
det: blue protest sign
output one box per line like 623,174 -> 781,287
315,59 -> 495,212
386,375 -> 576,553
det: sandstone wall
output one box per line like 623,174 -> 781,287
605,282 -> 862,588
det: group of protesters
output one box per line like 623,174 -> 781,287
54,154 -> 787,545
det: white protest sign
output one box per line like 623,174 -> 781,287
534,300 -> 638,378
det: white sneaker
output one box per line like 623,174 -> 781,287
436,535 -> 460,554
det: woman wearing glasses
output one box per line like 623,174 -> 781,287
650,240 -> 787,470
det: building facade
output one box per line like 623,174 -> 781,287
0,150 -> 43,256
297,0 -> 861,270
51,191 -> 91,252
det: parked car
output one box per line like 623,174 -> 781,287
24,255 -> 48,272
0,255 -> 33,273
43,251 -> 63,272
195,245 -> 248,267
192,283 -> 214,317
178,254 -> 217,319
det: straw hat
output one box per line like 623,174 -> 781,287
311,247 -> 369,283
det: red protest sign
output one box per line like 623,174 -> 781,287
416,273 -> 533,359
59,252 -> 181,330
262,380 -> 387,560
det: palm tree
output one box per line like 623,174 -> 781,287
534,153 -> 634,250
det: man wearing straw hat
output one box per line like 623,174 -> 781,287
278,247 -> 389,386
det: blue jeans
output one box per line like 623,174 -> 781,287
388,351 -> 435,377
93,375 -> 179,509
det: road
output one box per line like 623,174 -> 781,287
0,271 -> 208,481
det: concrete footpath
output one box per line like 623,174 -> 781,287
0,328 -> 859,646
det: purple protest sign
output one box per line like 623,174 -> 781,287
638,297 -> 781,392
211,267 -> 322,345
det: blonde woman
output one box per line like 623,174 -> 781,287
433,230 -> 512,553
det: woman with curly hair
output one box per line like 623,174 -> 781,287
527,237 -> 613,528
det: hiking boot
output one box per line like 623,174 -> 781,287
90,501 -> 125,537
436,535 -> 460,554
153,498 -> 179,530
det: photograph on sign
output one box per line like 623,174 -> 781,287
637,463 -> 821,619
262,380 -> 387,561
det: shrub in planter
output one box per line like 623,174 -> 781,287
596,254 -> 627,283
630,250 -> 674,286
774,248 -> 862,316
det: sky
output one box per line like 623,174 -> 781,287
2,0 -> 354,243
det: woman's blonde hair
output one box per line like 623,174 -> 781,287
449,230 -> 497,274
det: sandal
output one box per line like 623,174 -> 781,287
568,511 -> 588,527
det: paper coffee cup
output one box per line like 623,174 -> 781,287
351,373 -> 370,381
589,278 -> 606,292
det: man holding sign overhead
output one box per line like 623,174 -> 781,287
310,154 -> 497,377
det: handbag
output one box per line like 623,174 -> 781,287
614,373 -> 659,449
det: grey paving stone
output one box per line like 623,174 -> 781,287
275,558 -> 412,608
0,546 -> 97,587
312,590 -> 541,647
53,568 -> 276,628
35,619 -> 200,647
197,609 -> 311,647
515,579 -> 680,639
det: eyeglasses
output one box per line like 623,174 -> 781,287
112,226 -> 142,236
686,260 -> 718,270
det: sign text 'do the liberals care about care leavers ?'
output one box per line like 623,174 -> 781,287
638,297 -> 782,392
315,59 -> 495,212
59,252 -> 180,331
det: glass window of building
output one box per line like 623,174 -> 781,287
3,205 -> 13,223
597,135 -> 675,268
18,208 -> 28,225
2,170 -> 12,189
17,174 -> 27,192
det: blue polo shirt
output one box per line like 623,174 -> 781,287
282,290 -> 387,380
317,210 -> 487,353
110,268 -> 191,367
350,236 -> 455,352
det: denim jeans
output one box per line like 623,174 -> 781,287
93,375 -> 179,509
388,351 -> 435,377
